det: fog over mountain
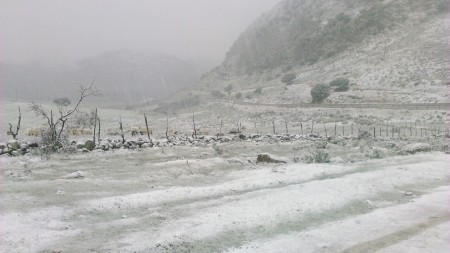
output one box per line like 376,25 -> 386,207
0,0 -> 280,101
1,50 -> 201,101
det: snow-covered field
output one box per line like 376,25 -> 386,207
1,146 -> 448,253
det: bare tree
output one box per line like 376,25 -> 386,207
119,117 -> 125,144
31,79 -> 101,150
7,106 -> 21,140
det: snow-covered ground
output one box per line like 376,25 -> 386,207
0,148 -> 448,252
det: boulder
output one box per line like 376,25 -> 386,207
62,170 -> 85,179
76,142 -> 85,149
28,142 -> 39,148
99,141 -> 110,151
402,143 -> 432,154
7,140 -> 20,150
239,134 -> 247,140
330,156 -> 345,163
229,128 -> 240,134
0,143 -> 6,149
256,153 -> 289,164
85,140 -> 95,151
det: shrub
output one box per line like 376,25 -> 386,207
224,84 -> 233,94
254,87 -> 263,95
310,83 -> 331,103
281,73 -> 297,85
53,97 -> 71,107
235,92 -> 242,99
330,78 -> 350,92
211,90 -> 225,98
305,150 -> 330,163
357,130 -> 372,140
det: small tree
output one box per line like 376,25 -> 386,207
330,78 -> 350,92
7,107 -> 21,140
224,84 -> 233,94
31,80 -> 101,150
311,83 -> 331,103
281,73 -> 297,85
53,97 -> 71,107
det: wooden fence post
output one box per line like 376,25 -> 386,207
97,115 -> 101,144
144,114 -> 151,141
93,108 -> 97,142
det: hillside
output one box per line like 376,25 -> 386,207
175,0 -> 449,107
0,50 -> 201,103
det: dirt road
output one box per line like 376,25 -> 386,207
1,148 -> 448,252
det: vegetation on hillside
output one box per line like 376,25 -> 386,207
222,0 -> 448,75
311,83 -> 331,103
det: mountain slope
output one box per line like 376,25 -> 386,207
221,0 -> 448,75
185,0 -> 449,106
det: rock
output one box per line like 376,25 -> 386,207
85,140 -> 95,151
1,148 -> 10,155
7,140 -> 20,150
76,141 -> 85,149
82,148 -> 90,153
11,151 -> 20,156
330,157 -> 345,163
256,153 -> 289,164
28,142 -> 39,148
227,158 -> 245,164
239,134 -> 247,140
0,143 -> 6,149
99,141 -> 110,151
229,128 -> 240,134
62,170 -> 85,179
402,143 -> 432,154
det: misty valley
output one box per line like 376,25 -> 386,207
1,0 -> 449,252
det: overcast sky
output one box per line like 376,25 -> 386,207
0,0 -> 280,65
